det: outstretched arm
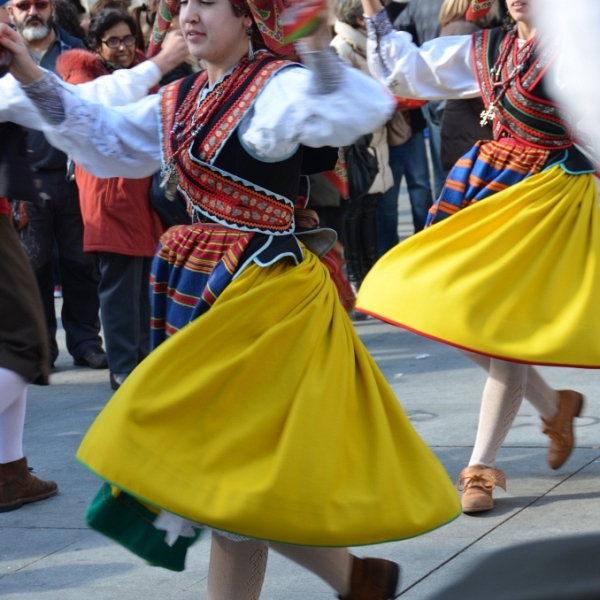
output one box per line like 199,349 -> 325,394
358,0 -> 480,101
0,24 -> 162,177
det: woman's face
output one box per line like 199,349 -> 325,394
506,0 -> 532,27
180,0 -> 251,64
97,21 -> 136,67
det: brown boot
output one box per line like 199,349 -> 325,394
542,390 -> 584,470
0,457 -> 58,512
457,465 -> 506,514
338,556 -> 400,600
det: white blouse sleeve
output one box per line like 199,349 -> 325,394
75,60 -> 162,106
0,60 -> 161,129
239,59 -> 396,161
21,72 -> 161,178
364,8 -> 481,101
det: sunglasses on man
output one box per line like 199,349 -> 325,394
13,0 -> 51,11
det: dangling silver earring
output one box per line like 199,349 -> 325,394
246,26 -> 255,61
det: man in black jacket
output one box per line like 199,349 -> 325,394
7,0 -> 107,370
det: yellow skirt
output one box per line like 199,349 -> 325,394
77,248 -> 460,546
357,167 -> 600,367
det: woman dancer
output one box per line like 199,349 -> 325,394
0,0 -> 461,597
355,0 -> 594,513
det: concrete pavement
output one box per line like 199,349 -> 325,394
1,198 -> 599,598
1,314 -> 599,599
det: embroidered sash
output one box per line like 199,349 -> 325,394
160,54 -> 296,234
473,28 -> 574,149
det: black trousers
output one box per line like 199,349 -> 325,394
98,253 -> 152,375
18,170 -> 102,364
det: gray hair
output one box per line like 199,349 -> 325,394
332,0 -> 363,27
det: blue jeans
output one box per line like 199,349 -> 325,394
423,101 -> 449,198
377,131 -> 434,255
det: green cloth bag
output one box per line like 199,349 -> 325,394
85,482 -> 202,571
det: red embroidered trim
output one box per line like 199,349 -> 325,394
178,164 -> 294,233
159,54 -> 296,233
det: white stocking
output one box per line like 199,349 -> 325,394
207,532 -> 352,600
270,543 -> 351,597
467,357 -> 528,467
0,367 -> 27,464
459,351 -> 559,420
207,533 -> 268,600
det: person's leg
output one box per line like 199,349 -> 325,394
422,102 -> 448,198
459,350 -> 559,418
271,544 -> 352,596
207,533 -> 268,600
361,193 -> 381,276
0,368 -> 27,464
137,256 -> 152,364
53,177 -> 104,364
98,253 -> 142,379
17,200 -> 58,365
377,143 -> 406,255
404,131 -> 434,233
459,350 -> 583,473
469,359 -> 528,468
271,543 -> 399,599
342,196 -> 365,290
456,358 -> 527,512
0,367 -> 57,512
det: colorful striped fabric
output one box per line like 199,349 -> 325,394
150,224 -> 253,349
426,139 -> 550,226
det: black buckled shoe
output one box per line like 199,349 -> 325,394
73,345 -> 108,369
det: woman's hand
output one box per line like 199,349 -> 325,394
0,23 -> 44,84
150,30 -> 190,76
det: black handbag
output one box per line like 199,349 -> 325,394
344,134 -> 378,200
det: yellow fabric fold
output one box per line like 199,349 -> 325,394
357,167 -> 600,367
78,249 -> 460,546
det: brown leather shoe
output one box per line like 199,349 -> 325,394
338,556 -> 400,600
542,390 -> 584,470
0,457 -> 58,512
457,465 -> 506,514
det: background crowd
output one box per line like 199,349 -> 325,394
6,0 -> 505,390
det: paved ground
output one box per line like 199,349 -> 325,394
1,196 -> 599,599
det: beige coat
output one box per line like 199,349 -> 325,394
331,21 -> 394,195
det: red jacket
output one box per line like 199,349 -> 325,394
57,49 -> 165,256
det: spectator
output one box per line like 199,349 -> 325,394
377,106 -> 434,253
394,0 -> 448,197
56,8 -> 167,390
7,0 -> 108,370
331,0 -> 393,290
438,0 -> 498,169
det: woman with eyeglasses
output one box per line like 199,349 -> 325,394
55,8 -> 167,391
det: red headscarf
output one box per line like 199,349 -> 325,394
147,0 -> 295,57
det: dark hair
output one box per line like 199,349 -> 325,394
54,0 -> 86,39
85,8 -> 137,51
89,0 -> 129,18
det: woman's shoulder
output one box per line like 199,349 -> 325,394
56,49 -> 109,84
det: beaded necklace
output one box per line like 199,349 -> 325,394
479,27 -> 538,127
